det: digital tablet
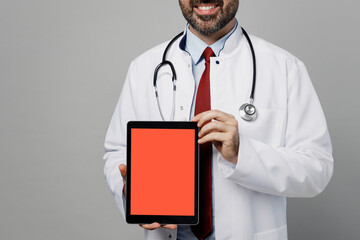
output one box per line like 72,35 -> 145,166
126,121 -> 199,225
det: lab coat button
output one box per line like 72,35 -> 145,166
216,60 -> 220,64
180,106 -> 184,110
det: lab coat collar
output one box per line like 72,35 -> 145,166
220,21 -> 243,56
181,22 -> 238,65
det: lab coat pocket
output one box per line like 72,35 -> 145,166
254,225 -> 288,240
238,108 -> 286,146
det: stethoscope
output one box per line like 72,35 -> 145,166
154,27 -> 257,122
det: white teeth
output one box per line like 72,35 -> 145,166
198,6 -> 215,11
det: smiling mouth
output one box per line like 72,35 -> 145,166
194,4 -> 220,15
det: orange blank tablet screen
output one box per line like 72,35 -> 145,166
130,128 -> 195,216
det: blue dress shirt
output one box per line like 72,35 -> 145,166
176,21 -> 238,240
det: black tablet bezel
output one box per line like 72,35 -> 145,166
126,121 -> 199,225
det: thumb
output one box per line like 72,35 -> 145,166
118,164 -> 127,196
119,164 -> 127,180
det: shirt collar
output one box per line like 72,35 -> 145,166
179,19 -> 238,65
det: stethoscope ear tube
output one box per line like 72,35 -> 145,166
153,61 -> 177,87
153,32 -> 184,121
241,28 -> 256,101
153,61 -> 178,121
154,78 -> 177,121
153,31 -> 184,88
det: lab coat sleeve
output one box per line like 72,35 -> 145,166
103,61 -> 137,218
218,59 -> 334,197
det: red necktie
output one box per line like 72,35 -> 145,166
191,47 -> 214,239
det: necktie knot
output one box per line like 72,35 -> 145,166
203,47 -> 215,63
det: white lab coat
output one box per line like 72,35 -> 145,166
103,26 -> 333,240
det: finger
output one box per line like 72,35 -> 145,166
161,224 -> 178,229
192,110 -> 226,123
195,110 -> 234,127
119,164 -> 127,196
119,164 -> 127,180
140,222 -> 161,230
198,120 -> 232,138
198,132 -> 228,144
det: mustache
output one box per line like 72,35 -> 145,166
190,0 -> 223,7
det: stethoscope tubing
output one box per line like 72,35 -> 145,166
241,28 -> 257,102
153,27 -> 257,121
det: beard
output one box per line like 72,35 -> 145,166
179,0 -> 239,35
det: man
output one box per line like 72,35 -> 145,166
103,0 -> 333,239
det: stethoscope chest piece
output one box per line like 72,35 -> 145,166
239,103 -> 258,121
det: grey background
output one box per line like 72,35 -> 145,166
0,0 -> 359,239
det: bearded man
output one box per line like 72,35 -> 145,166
103,0 -> 334,239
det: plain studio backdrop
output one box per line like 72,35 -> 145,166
0,0 -> 359,239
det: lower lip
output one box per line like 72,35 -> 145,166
194,6 -> 219,15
